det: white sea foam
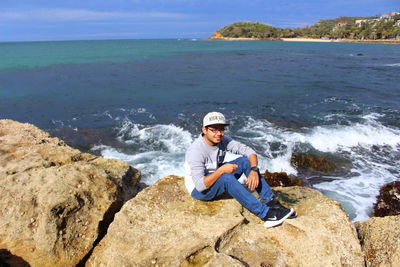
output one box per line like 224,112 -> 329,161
384,63 -> 400,67
92,144 -> 189,185
92,120 -> 193,185
116,119 -> 193,153
307,123 -> 400,153
314,153 -> 398,221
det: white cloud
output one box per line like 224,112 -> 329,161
0,8 -> 189,22
0,11 -> 24,20
76,32 -> 139,37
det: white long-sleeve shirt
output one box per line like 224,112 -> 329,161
184,135 -> 255,194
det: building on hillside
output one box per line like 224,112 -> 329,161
355,19 -> 368,26
380,12 -> 400,19
354,18 -> 379,27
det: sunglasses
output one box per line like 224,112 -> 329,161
206,127 -> 225,134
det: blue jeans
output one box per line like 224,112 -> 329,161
191,156 -> 274,219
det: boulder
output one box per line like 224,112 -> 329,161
373,181 -> 400,217
0,120 -> 141,267
355,216 -> 400,266
87,176 -> 364,266
86,175 -> 245,266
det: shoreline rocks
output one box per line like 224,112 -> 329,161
0,120 -> 141,266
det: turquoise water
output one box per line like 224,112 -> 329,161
0,39 -> 271,70
1,39 -> 399,221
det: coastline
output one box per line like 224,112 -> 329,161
282,37 -> 400,45
203,37 -> 280,41
281,38 -> 333,43
206,36 -> 400,45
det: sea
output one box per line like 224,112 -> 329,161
1,39 -> 399,221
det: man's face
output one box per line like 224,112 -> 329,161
202,124 -> 225,145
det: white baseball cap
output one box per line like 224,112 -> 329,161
203,112 -> 229,127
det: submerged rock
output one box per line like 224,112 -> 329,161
262,171 -> 305,187
355,216 -> 400,267
291,152 -> 351,178
0,120 -> 141,267
373,181 -> 400,217
87,175 -> 364,266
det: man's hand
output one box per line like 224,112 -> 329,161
219,163 -> 238,174
203,163 -> 238,188
246,170 -> 259,191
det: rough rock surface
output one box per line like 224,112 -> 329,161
87,175 -> 364,267
87,175 -> 245,266
221,187 -> 364,267
356,215 -> 400,267
0,120 -> 141,267
373,181 -> 400,217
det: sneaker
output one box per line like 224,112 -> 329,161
263,206 -> 294,228
266,198 -> 297,219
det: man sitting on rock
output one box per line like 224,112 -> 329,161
184,111 -> 296,228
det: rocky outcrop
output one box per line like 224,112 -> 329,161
373,181 -> 400,217
0,120 -> 141,267
356,216 -> 400,267
87,175 -> 364,266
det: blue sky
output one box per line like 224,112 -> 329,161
1,0 -> 398,41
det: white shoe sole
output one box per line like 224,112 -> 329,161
264,208 -> 294,228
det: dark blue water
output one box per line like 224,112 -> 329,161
1,40 -> 399,130
1,39 -> 399,221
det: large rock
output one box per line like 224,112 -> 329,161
356,216 -> 400,267
86,175 -> 245,266
0,120 -> 141,267
87,176 -> 364,266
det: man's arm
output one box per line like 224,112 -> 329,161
246,153 -> 259,191
187,145 -> 239,192
203,154 -> 260,190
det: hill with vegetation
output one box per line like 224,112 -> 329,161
212,12 -> 400,40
